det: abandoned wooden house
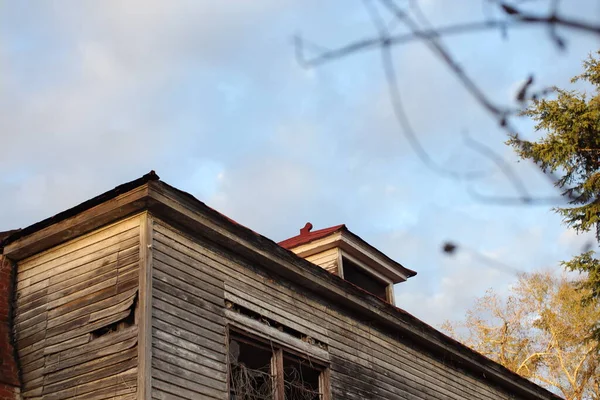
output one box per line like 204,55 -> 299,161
0,171 -> 562,400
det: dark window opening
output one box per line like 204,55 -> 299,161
229,333 -> 274,399
228,331 -> 327,400
283,354 -> 321,400
342,257 -> 388,301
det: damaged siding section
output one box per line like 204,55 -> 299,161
14,216 -> 142,400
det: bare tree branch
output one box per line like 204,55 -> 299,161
295,0 -> 600,205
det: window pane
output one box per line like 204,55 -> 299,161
343,257 -> 388,300
283,355 -> 321,400
229,336 -> 274,400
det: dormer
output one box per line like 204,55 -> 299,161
279,223 -> 416,305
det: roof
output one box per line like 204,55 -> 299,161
0,171 -> 160,250
0,229 -> 20,247
278,222 -> 345,249
279,222 -> 417,278
0,172 -> 562,400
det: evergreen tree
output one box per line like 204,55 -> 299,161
508,52 -> 600,339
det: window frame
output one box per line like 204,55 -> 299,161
227,326 -> 331,400
339,250 -> 395,303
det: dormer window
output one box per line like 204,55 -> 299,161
279,223 -> 416,305
342,256 -> 389,301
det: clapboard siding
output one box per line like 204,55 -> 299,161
14,216 -> 142,400
305,248 -> 340,275
150,227 -> 228,400
152,221 -> 522,400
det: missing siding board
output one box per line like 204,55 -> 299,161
225,300 -> 327,350
91,292 -> 138,339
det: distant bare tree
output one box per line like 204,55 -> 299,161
442,272 -> 600,400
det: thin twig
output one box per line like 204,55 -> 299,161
294,0 -> 599,205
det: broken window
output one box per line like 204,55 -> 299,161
229,333 -> 274,399
229,331 -> 327,400
283,354 -> 321,400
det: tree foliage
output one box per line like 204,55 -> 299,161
443,272 -> 600,400
508,52 -> 600,239
507,52 -> 600,335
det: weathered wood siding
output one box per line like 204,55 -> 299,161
14,216 -> 142,400
305,248 -> 340,276
151,221 -> 526,400
151,222 -> 228,400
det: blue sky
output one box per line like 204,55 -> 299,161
1,0 -> 599,327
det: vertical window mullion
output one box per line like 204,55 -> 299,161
319,368 -> 331,400
271,348 -> 285,400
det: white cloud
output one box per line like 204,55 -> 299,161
0,1 -> 297,230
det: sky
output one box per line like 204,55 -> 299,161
1,0 -> 599,329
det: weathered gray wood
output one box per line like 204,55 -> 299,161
44,347 -> 137,386
16,258 -> 138,327
17,216 -> 140,273
164,226 -> 497,400
154,346 -> 226,382
138,213 -> 154,400
152,356 -> 226,391
152,329 -> 225,365
152,307 -> 223,345
152,278 -> 222,318
41,367 -> 137,400
10,185 -> 555,400
152,288 -> 224,334
68,385 -> 136,400
153,379 -> 222,400
45,287 -> 137,329
152,250 -> 224,296
18,228 -> 139,285
150,233 -> 229,399
224,309 -> 329,362
153,318 -> 225,357
44,335 -> 137,375
15,249 -> 138,323
43,334 -> 91,355
153,262 -> 223,307
148,184 -> 559,400
42,357 -> 137,395
152,337 -> 225,375
15,217 -> 142,400
44,309 -> 131,347
45,326 -> 137,364
151,371 -> 224,400
151,389 -> 187,400
153,234 -> 330,343
152,297 -> 224,337
152,221 -> 522,400
224,286 -> 329,344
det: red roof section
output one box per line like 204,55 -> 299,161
278,222 -> 345,249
